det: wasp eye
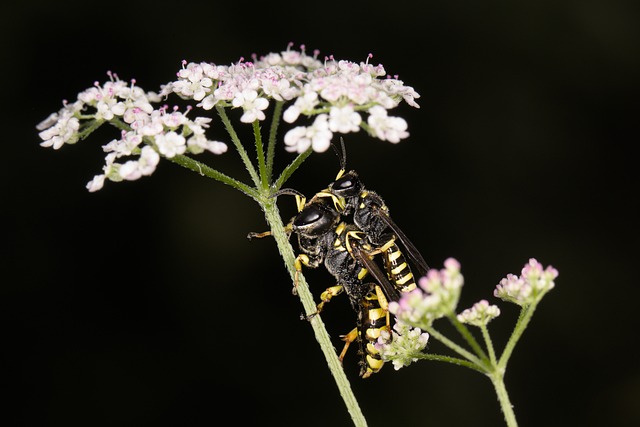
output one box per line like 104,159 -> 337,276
332,171 -> 361,196
334,176 -> 354,190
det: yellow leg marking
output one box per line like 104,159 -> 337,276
316,285 -> 344,313
293,254 -> 312,295
303,285 -> 343,320
339,327 -> 359,363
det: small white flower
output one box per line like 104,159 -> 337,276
328,105 -> 361,133
232,89 -> 269,123
38,111 -> 80,150
187,134 -> 228,155
155,131 -> 186,158
284,114 -> 333,153
173,62 -> 214,101
367,105 -> 409,143
137,145 -> 160,176
86,174 -> 106,192
283,91 -> 319,123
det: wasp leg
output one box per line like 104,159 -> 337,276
293,253 -> 324,296
302,285 -> 344,321
247,230 -> 272,239
338,327 -> 359,364
247,221 -> 293,241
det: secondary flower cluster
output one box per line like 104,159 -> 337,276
494,258 -> 558,306
389,257 -> 464,328
37,45 -> 420,191
457,299 -> 501,327
375,320 -> 429,371
162,45 -> 420,153
378,258 -> 557,370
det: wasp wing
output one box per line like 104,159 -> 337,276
374,207 -> 430,277
351,242 -> 401,302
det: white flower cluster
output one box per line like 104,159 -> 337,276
494,258 -> 558,306
163,46 -> 420,153
389,258 -> 464,328
375,320 -> 429,371
37,46 -> 420,191
37,75 -> 228,191
457,299 -> 501,327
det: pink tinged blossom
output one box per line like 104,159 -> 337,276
457,299 -> 501,326
232,89 -> 270,123
391,258 -> 463,327
162,110 -> 189,128
494,258 -> 557,305
173,62 -> 214,101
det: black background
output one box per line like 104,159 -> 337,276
3,1 -> 639,426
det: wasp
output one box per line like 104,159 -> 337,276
294,140 -> 430,294
250,190 -> 395,377
249,142 -> 430,377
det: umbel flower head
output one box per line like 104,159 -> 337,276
494,258 -> 558,306
457,299 -> 501,327
37,44 -> 420,192
163,45 -> 420,153
375,320 -> 429,371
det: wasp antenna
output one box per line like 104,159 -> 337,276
272,188 -> 307,212
330,137 -> 348,179
271,188 -> 305,198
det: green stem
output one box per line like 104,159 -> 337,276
426,326 -> 484,369
481,324 -> 498,366
167,155 -> 259,200
266,101 -> 283,182
448,314 -> 490,365
216,105 -> 261,187
414,353 -> 485,373
261,199 -> 368,427
252,120 -> 269,189
273,147 -> 313,191
498,303 -> 537,370
489,371 -> 518,427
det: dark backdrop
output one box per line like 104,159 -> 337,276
3,1 -> 639,426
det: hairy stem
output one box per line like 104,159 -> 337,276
499,303 -> 537,370
215,105 -> 261,187
261,198 -> 368,427
489,371 -> 518,427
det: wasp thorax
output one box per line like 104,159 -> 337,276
292,203 -> 340,237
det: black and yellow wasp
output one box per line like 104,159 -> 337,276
249,142 -> 429,377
